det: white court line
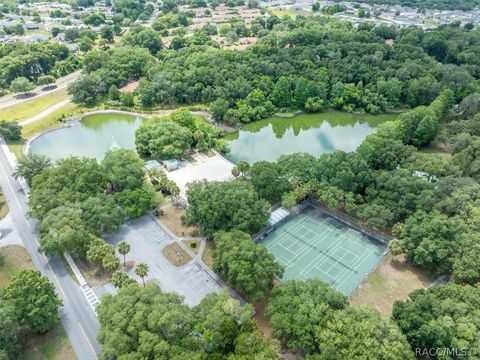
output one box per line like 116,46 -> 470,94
334,249 -> 374,291
266,212 -> 383,292
330,246 -> 376,290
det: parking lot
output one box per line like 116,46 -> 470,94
165,152 -> 234,197
105,215 -> 224,306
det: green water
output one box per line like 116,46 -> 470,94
225,111 -> 397,164
29,113 -> 145,161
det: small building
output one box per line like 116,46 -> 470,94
162,159 -> 179,171
144,160 -> 161,172
268,207 -> 290,227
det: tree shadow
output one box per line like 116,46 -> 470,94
13,92 -> 36,100
42,85 -> 58,91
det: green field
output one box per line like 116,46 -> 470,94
0,190 -> 8,220
268,7 -> 312,17
2,89 -> 70,122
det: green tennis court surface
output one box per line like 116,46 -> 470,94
260,206 -> 386,295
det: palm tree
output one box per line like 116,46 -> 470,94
111,271 -> 135,289
117,241 -> 131,267
135,262 -> 149,287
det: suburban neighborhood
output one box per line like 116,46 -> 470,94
1,0 -> 480,359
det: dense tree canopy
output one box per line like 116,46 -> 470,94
27,151 -> 157,257
101,149 -> 145,192
213,230 -> 284,301
0,120 -> 22,141
135,119 -> 193,159
69,17 -> 480,122
2,270 -> 62,334
266,279 -> 348,353
185,180 -> 270,236
309,306 -> 414,359
29,157 -> 109,219
13,153 -> 51,186
97,284 -> 280,359
392,283 -> 480,356
0,41 -> 78,89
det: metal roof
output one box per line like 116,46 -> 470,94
268,207 -> 290,226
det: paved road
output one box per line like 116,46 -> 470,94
0,140 -> 101,360
0,71 -> 80,110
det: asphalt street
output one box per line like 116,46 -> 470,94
0,70 -> 80,110
0,140 -> 101,360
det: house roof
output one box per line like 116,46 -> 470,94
144,160 -> 161,171
162,159 -> 179,167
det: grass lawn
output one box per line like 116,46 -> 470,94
21,102 -> 80,139
350,253 -> 431,316
0,189 -> 8,220
0,245 -> 75,359
2,89 -> 70,122
162,242 -> 192,266
268,7 -> 312,17
0,245 -> 34,287
419,141 -> 451,159
201,240 -> 215,268
193,114 -> 208,126
20,324 -> 76,360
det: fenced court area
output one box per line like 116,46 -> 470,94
260,206 -> 387,295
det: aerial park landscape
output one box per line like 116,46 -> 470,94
1,0 -> 480,359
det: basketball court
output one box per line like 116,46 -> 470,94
260,206 -> 386,295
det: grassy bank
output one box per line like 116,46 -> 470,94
0,190 -> 8,220
2,89 -> 70,122
0,245 -> 76,359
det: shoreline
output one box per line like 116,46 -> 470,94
23,109 -> 149,155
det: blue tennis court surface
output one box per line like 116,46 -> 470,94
260,206 -> 386,295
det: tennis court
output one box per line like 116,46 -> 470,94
260,206 -> 386,295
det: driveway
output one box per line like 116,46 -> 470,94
105,215 -> 224,306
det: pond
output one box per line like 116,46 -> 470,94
29,113 -> 145,161
225,111 -> 398,164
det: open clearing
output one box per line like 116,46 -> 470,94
0,245 -> 34,286
202,241 -> 215,268
350,253 -> 431,315
74,256 -> 112,288
182,240 -> 201,255
159,205 -> 201,237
